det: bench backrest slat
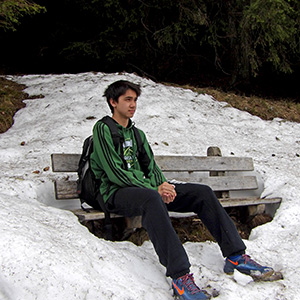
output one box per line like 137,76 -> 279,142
171,175 -> 257,190
51,154 -> 254,172
55,181 -> 78,199
155,155 -> 254,172
54,175 -> 258,200
51,154 -> 80,172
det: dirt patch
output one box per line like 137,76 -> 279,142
0,77 -> 28,133
165,82 -> 300,123
0,77 -> 44,133
197,87 -> 300,123
82,208 -> 273,246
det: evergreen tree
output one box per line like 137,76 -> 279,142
0,0 -> 46,31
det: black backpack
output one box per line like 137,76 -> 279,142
76,116 -> 147,238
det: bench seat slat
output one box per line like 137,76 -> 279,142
218,197 -> 282,206
51,154 -> 254,172
73,197 -> 282,222
72,209 -> 122,222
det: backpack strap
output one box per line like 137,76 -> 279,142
100,116 -> 128,170
100,116 -> 121,150
132,126 -> 143,158
132,126 -> 151,178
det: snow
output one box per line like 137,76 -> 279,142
0,72 -> 299,300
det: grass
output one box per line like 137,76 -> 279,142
169,83 -> 300,123
0,77 -> 28,133
0,75 -> 298,243
0,77 -> 43,133
198,87 -> 300,123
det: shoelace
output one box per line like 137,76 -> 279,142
241,254 -> 262,267
178,273 -> 202,295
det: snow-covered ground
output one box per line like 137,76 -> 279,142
0,72 -> 299,300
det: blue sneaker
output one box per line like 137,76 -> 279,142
172,273 -> 209,299
224,254 -> 274,279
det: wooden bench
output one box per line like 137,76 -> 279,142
51,147 -> 282,229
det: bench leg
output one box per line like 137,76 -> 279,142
247,204 -> 265,221
125,216 -> 142,229
121,216 -> 142,240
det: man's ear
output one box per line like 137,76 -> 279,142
110,98 -> 117,108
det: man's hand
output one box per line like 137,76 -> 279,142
158,182 -> 177,204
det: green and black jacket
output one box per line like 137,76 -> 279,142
90,117 -> 167,203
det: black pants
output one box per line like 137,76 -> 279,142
107,183 -> 246,279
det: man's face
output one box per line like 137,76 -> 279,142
111,89 -> 138,119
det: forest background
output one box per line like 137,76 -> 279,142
0,0 -> 300,101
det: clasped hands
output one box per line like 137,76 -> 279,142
158,181 -> 177,204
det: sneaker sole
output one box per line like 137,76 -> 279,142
225,268 -> 274,279
173,288 -> 211,300
251,270 -> 284,282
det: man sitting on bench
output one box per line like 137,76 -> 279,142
90,80 -> 276,300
